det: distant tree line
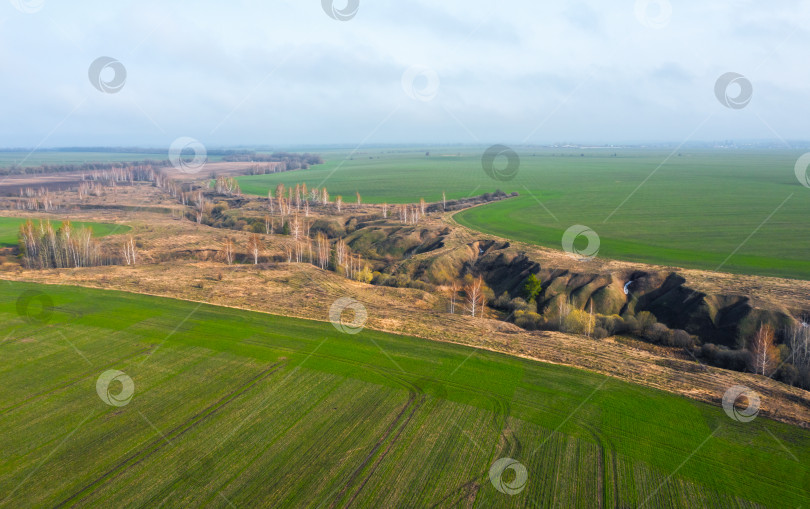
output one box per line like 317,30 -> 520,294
221,151 -> 323,168
0,160 -> 169,176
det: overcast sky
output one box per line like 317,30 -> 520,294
1,0 -> 808,149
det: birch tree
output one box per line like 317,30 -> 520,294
749,323 -> 779,376
247,233 -> 262,265
464,275 -> 486,317
222,237 -> 235,265
316,232 -> 329,269
122,235 -> 137,266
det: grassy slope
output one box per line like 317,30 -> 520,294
0,217 -> 130,247
236,148 -> 810,280
0,281 -> 808,507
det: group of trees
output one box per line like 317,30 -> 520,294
444,275 -> 489,317
492,274 -> 697,347
739,322 -> 810,388
3,164 -> 164,213
19,220 -> 103,269
18,219 -> 139,269
214,176 -> 241,196
218,228 -> 375,284
0,159 -> 167,177
221,151 -> 323,169
13,190 -> 57,212
694,323 -> 810,389
492,272 -> 810,389
270,183 -> 331,218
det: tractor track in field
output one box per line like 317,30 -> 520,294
236,341 -> 514,508
0,346 -> 151,414
147,338 -> 421,509
431,382 -> 620,508
427,392 -> 516,509
54,361 -> 284,508
340,392 -> 426,508
330,373 -> 423,509
581,422 -> 608,509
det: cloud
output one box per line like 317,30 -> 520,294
0,0 -> 808,147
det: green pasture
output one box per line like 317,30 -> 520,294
235,147 -> 810,279
0,281 -> 807,507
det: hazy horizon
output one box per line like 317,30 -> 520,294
2,141 -> 809,153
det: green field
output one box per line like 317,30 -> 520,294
0,217 -> 129,247
236,147 -> 810,280
1,281 -> 808,507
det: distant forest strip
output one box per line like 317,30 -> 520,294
0,151 -> 323,176
221,151 -> 323,166
0,160 -> 171,176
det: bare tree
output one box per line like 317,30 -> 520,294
356,191 -> 362,206
122,235 -> 137,266
335,239 -> 347,270
464,275 -> 486,317
316,232 -> 329,269
787,320 -> 810,371
222,237 -> 235,265
336,195 -> 343,212
442,191 -> 446,211
749,323 -> 779,376
290,214 -> 301,241
194,191 -> 206,224
275,183 -> 285,214
382,202 -> 388,219
247,234 -> 262,265
448,280 -> 460,314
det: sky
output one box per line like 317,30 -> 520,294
1,0 -> 809,149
